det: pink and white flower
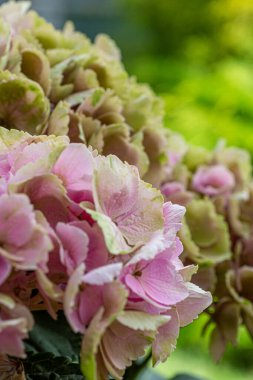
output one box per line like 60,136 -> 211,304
192,164 -> 235,196
0,129 -> 212,377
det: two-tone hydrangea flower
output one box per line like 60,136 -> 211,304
0,128 -> 211,378
162,133 -> 253,360
0,0 -> 170,187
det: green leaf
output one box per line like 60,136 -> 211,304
23,311 -> 84,379
27,311 -> 81,359
23,352 -> 84,379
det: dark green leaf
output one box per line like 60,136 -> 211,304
23,352 -> 84,379
26,311 -> 81,360
23,311 -> 84,379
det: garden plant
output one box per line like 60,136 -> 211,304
0,1 -> 252,380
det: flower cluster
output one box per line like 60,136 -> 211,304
0,128 -> 211,379
0,0 -> 170,187
162,133 -> 253,360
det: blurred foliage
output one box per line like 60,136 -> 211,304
123,0 -> 253,62
163,59 -> 253,153
126,57 -> 253,155
123,0 -> 212,58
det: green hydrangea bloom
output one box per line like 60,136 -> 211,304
0,1 -> 169,186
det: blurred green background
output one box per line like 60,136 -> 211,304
122,0 -> 253,156
7,0 -> 253,379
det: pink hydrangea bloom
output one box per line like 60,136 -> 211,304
0,129 -> 211,378
192,164 -> 235,196
161,181 -> 185,197
121,242 -> 188,309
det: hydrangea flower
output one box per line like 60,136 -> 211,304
192,165 -> 235,196
162,133 -> 253,360
0,128 -> 211,379
0,1 -> 217,373
0,0 -> 170,187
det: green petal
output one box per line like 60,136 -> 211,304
47,101 -> 70,136
0,71 -> 50,133
184,199 -> 231,263
0,20 -> 11,70
20,48 -> 51,95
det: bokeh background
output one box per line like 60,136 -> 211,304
4,1 -> 253,379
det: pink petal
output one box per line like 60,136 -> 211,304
20,174 -> 70,227
152,308 -> 180,365
78,285 -> 103,327
127,231 -> 167,266
101,321 -> 149,376
0,194 -> 34,247
56,222 -> 89,274
138,258 -> 188,306
163,201 -> 185,237
176,283 -> 212,326
118,180 -> 164,246
71,221 -> 108,271
161,182 -> 185,197
8,228 -> 51,271
0,256 -> 11,286
0,327 -> 26,357
11,141 -> 53,174
82,263 -> 122,285
53,144 -> 94,201
192,165 -> 235,196
93,155 -> 139,221
64,264 -> 86,333
125,252 -> 188,308
94,155 -> 164,246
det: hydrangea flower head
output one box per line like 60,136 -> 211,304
0,0 -> 171,187
162,133 -> 253,360
0,2 -> 212,376
0,128 -> 211,378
